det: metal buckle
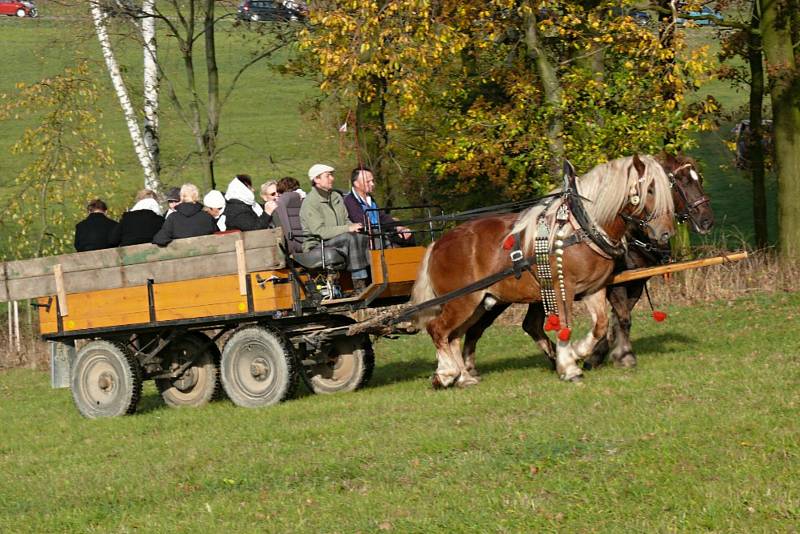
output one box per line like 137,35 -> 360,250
510,250 -> 523,262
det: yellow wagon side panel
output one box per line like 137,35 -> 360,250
38,297 -> 59,335
371,247 -> 426,284
38,287 -> 150,333
153,275 -> 247,320
250,271 -> 295,313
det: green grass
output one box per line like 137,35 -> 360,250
1,292 -> 798,532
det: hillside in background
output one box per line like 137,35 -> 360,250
0,3 -> 778,256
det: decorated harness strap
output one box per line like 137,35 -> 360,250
533,200 -> 571,342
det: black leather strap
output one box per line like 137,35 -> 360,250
565,172 -> 626,258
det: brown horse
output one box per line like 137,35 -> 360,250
411,155 -> 676,387
458,154 -> 714,378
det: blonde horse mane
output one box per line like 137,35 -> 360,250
507,155 -> 674,253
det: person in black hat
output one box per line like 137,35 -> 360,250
74,199 -> 119,252
165,186 -> 181,218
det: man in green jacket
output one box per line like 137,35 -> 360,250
300,164 -> 371,289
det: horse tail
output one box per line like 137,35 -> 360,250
410,244 -> 439,329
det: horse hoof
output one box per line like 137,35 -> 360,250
456,376 -> 479,388
431,374 -> 447,389
569,375 -> 584,384
466,368 -> 481,379
614,354 -> 637,369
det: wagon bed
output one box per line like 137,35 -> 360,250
1,228 -> 426,417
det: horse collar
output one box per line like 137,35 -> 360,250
564,184 -> 626,258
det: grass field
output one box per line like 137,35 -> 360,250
0,12 -> 794,533
1,292 -> 798,532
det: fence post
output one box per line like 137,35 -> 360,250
13,300 -> 20,353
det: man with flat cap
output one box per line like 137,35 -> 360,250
299,164 -> 371,290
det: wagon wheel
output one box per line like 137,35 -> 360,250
71,340 -> 142,419
155,332 -> 219,408
220,326 -> 299,408
305,335 -> 375,395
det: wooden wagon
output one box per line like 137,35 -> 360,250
0,228 -> 426,418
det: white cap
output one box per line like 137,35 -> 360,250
203,190 -> 226,209
308,163 -> 335,182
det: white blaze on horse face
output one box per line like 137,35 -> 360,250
690,169 -> 700,181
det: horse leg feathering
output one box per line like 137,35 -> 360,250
572,290 -> 609,359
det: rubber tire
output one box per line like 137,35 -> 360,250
28,8 -> 37,18
306,335 -> 375,394
155,332 -> 219,408
71,340 -> 142,419
16,9 -> 26,17
220,326 -> 298,408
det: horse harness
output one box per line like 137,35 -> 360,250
504,165 -> 638,334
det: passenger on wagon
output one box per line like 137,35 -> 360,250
152,184 -> 216,246
259,180 -> 281,212
224,174 -> 273,231
300,164 -> 371,290
164,187 -> 181,218
74,198 -> 118,252
343,166 -> 415,248
203,190 -> 227,231
276,176 -> 306,198
110,189 -> 164,247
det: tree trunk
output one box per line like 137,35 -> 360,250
747,2 -> 768,249
142,0 -> 161,191
524,7 -> 563,179
355,76 -> 391,204
204,0 -> 219,191
761,0 -> 800,258
90,1 -> 157,188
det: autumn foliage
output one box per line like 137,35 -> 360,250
301,0 -> 717,208
0,62 -> 118,259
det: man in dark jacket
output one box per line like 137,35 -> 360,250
224,175 -> 273,231
152,184 -> 217,246
343,167 -> 414,247
74,199 -> 119,252
110,189 -> 164,247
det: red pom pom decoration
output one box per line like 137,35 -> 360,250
502,235 -> 515,250
558,327 -> 572,342
544,314 -> 561,331
652,311 -> 667,322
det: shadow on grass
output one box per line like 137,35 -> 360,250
370,350 -> 552,388
632,332 -> 697,357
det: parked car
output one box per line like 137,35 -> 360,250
237,0 -> 307,22
732,119 -> 773,170
0,0 -> 37,17
629,9 -> 651,26
678,6 -> 723,26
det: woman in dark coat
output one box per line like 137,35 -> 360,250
110,189 -> 164,247
224,174 -> 273,231
152,184 -> 217,246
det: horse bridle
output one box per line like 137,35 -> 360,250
620,203 -> 661,240
667,163 -> 711,229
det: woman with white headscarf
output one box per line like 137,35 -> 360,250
203,190 -> 227,232
224,174 -> 273,231
110,189 -> 165,246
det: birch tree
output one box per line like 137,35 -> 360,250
90,0 -> 160,191
142,0 -> 160,178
